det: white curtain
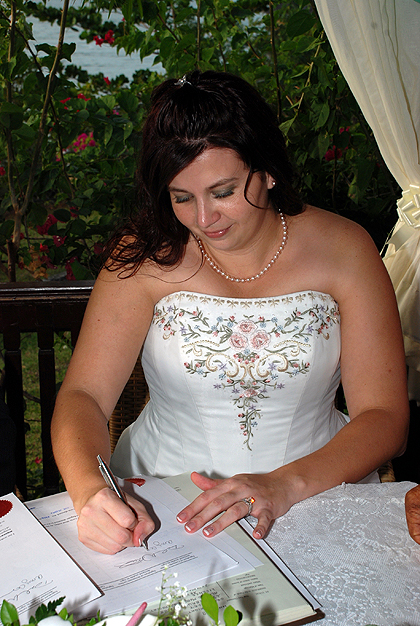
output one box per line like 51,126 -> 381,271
314,0 -> 420,399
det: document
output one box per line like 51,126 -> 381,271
0,493 -> 101,625
23,474 -> 322,626
27,476 -> 258,619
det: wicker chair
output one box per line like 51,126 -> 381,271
109,355 -> 149,452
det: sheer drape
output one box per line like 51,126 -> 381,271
314,0 -> 420,399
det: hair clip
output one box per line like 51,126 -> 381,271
175,75 -> 192,87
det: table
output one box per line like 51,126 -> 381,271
259,481 -> 420,626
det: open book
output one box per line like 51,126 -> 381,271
16,474 -> 322,625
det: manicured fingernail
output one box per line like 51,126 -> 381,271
177,512 -> 187,522
203,526 -> 214,537
254,528 -> 262,539
185,521 -> 196,532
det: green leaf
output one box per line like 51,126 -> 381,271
279,117 -> 296,137
61,43 -> 76,62
202,46 -> 215,63
104,123 -> 114,146
14,123 -> 36,141
223,605 -> 239,626
1,600 -> 19,626
123,120 -> 133,141
54,208 -> 71,222
201,592 -> 219,623
71,260 -> 91,280
0,102 -> 24,130
121,0 -> 134,23
286,10 -> 316,38
315,102 -> 330,129
34,597 -> 65,622
118,91 -> 138,113
317,133 -> 330,160
0,59 -> 17,81
69,219 -> 87,236
101,96 -> 117,111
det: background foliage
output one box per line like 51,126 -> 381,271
0,0 -> 400,283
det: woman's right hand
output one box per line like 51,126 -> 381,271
76,487 -> 155,554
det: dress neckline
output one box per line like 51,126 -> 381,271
155,289 -> 336,308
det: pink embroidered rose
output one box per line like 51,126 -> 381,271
237,320 -> 257,334
230,333 -> 248,349
244,388 -> 257,397
250,330 -> 270,350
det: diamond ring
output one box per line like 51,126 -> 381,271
239,497 -> 255,516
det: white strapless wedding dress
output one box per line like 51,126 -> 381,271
111,290 -> 382,482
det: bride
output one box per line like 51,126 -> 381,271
51,70 -> 409,554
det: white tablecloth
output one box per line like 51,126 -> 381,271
258,481 -> 420,626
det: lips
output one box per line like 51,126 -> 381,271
202,226 -> 231,239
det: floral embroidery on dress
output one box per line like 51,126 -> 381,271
152,292 -> 340,450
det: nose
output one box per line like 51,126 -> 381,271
196,198 -> 220,229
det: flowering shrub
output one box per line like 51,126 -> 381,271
0,0 -> 400,282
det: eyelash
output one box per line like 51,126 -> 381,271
173,195 -> 191,204
172,189 -> 234,204
214,189 -> 234,199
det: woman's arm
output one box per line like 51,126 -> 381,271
175,216 -> 409,539
51,268 -> 156,553
406,485 -> 420,544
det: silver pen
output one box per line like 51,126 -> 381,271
97,454 -> 148,549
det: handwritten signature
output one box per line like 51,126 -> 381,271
116,543 -> 184,568
1,574 -> 52,602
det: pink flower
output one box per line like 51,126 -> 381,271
250,331 -> 270,350
77,93 -> 90,101
37,214 -> 58,235
325,146 -> 343,162
41,255 -> 56,269
104,29 -> 115,44
66,256 -> 77,281
0,166 -> 5,176
104,76 -> 111,86
94,35 -> 104,46
53,235 -> 66,247
237,320 -> 257,334
35,456 -> 42,465
244,389 -> 257,397
230,333 -> 248,350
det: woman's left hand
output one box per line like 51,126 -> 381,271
176,471 -> 294,539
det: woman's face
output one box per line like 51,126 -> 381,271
167,148 -> 275,253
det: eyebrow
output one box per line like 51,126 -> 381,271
168,177 -> 240,193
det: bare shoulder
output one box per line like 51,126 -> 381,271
299,204 -> 376,251
293,205 -> 389,297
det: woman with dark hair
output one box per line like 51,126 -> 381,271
52,70 -> 409,555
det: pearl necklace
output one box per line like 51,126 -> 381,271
196,212 -> 288,283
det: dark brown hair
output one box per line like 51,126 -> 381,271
104,70 -> 303,274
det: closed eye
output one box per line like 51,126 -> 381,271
213,189 -> 234,199
172,194 -> 192,204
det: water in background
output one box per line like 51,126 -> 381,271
30,0 -> 163,80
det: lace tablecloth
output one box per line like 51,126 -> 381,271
259,481 -> 420,626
